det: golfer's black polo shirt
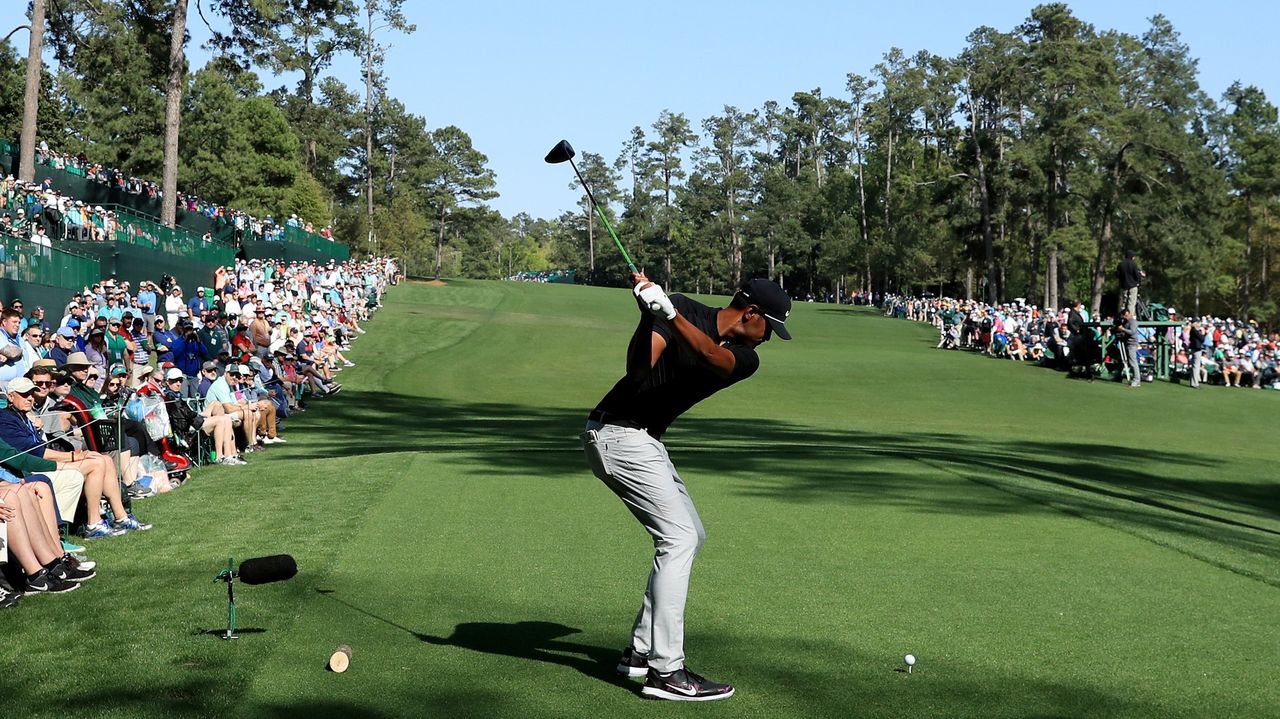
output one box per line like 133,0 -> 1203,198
592,294 -> 759,440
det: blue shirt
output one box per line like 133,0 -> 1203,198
0,406 -> 47,459
136,290 -> 158,315
153,329 -> 180,362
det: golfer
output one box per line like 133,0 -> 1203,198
582,272 -> 791,701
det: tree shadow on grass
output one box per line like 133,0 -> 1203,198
279,391 -> 1279,583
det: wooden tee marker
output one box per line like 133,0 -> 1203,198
328,644 -> 353,673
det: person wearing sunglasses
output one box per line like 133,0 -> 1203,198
3,372 -> 88,548
22,326 -> 45,359
161,368 -> 242,466
0,376 -> 144,538
103,319 -> 131,374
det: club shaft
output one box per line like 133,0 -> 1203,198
568,157 -> 638,274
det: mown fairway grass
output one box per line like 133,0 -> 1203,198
3,279 -> 1278,718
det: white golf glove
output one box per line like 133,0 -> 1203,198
634,282 -> 676,320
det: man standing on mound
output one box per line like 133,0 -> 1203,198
582,273 -> 792,702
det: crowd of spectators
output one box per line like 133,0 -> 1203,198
883,295 -> 1280,390
6,138 -> 335,246
0,255 -> 399,607
504,269 -> 575,284
2,175 -> 123,244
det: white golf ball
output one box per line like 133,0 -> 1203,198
904,654 -> 916,666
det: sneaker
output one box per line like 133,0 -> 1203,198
126,482 -> 156,499
261,436 -> 281,445
61,538 -> 86,553
25,568 -> 80,594
63,553 -> 96,572
0,574 -> 21,608
83,522 -> 126,539
327,384 -> 342,395
641,668 -> 735,702
343,361 -> 355,367
112,514 -> 153,532
216,457 -> 243,466
617,646 -> 650,678
48,557 -> 96,583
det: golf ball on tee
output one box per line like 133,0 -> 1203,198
904,654 -> 916,666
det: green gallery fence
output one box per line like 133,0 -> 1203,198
0,233 -> 100,290
4,140 -> 349,262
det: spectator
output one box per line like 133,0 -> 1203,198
48,327 -> 76,368
136,281 -> 158,329
202,361 -> 262,451
1116,249 -> 1145,317
0,309 -> 32,389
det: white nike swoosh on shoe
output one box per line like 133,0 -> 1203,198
670,684 -> 699,696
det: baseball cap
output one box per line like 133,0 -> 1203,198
201,360 -> 218,371
7,377 -> 35,394
735,279 -> 793,340
165,368 -> 184,381
55,326 -> 76,338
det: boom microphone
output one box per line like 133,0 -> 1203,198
237,555 -> 298,585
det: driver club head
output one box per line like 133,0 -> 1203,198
544,139 -> 576,164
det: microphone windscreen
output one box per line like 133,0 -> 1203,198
237,554 -> 298,585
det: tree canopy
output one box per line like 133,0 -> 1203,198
6,3 -> 1280,323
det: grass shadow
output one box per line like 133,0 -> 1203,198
277,391 -> 1279,586
420,621 -> 637,692
313,588 -> 635,693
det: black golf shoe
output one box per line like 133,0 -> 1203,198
641,667 -> 735,701
616,646 -> 649,678
25,568 -> 79,594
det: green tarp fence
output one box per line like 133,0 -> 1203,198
0,232 -> 100,290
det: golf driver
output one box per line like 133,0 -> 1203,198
545,139 -> 638,275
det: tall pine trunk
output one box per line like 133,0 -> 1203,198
1047,245 -> 1059,312
160,0 -> 188,227
1089,145 -> 1130,316
727,176 -> 741,286
364,3 -> 376,247
883,128 -> 895,247
17,0 -> 46,183
434,207 -> 447,278
1243,195 -> 1253,318
852,107 -> 871,294
586,201 -> 595,273
968,84 -> 997,305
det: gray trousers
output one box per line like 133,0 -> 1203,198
1121,286 -> 1139,316
1123,341 -> 1141,385
1190,350 -> 1204,387
581,421 -> 705,673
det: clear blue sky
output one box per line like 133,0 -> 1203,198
160,1 -> 1280,219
